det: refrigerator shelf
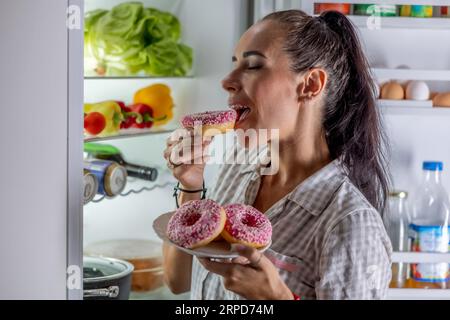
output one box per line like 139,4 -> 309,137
388,288 -> 450,300
379,104 -> 450,116
392,251 -> 450,263
378,99 -> 433,108
372,68 -> 450,82
84,76 -> 194,80
84,127 -> 177,142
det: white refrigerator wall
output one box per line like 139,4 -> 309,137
83,0 -> 248,246
359,27 -> 450,196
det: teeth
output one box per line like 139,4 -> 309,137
238,108 -> 250,122
231,104 -> 248,111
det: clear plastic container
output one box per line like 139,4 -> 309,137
384,191 -> 410,288
84,239 -> 165,295
408,161 -> 450,289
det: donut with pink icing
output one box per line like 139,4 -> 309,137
166,199 -> 226,249
180,109 -> 237,136
221,204 -> 272,248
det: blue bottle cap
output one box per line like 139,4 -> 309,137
422,161 -> 443,171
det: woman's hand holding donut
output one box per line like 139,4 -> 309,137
198,245 -> 293,300
163,128 -> 213,190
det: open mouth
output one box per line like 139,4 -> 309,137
231,105 -> 251,123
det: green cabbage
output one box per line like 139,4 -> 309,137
144,8 -> 181,42
84,2 -> 192,76
145,39 -> 193,76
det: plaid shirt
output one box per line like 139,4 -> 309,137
190,145 -> 392,300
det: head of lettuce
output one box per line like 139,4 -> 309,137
84,2 -> 193,77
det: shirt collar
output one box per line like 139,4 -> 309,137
286,159 -> 346,216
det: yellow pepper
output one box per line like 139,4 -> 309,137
133,84 -> 174,126
84,101 -> 123,137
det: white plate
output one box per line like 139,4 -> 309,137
152,211 -> 271,258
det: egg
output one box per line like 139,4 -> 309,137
433,92 -> 450,107
381,82 -> 404,100
405,81 -> 430,101
430,92 -> 439,100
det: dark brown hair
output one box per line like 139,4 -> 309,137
263,10 -> 390,212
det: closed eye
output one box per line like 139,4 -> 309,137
247,65 -> 262,70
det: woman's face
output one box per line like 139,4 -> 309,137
222,20 -> 302,138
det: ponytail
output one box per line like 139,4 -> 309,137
263,10 -> 390,212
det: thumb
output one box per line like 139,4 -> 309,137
231,244 -> 264,269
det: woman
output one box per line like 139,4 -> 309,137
163,10 -> 392,300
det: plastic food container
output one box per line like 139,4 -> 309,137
84,239 -> 164,294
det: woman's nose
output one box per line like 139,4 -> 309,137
221,73 -> 241,93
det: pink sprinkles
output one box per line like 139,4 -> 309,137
181,109 -> 237,128
223,204 -> 272,246
167,199 -> 222,248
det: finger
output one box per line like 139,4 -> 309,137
231,256 -> 250,265
172,155 -> 210,169
167,128 -> 191,145
232,244 -> 266,270
198,258 -> 234,277
203,135 -> 214,144
165,138 -> 209,164
170,143 -> 209,164
163,145 -> 174,161
167,130 -> 213,148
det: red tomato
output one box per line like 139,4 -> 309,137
84,112 -> 106,135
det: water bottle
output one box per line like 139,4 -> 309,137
409,161 -> 449,289
384,191 -> 410,288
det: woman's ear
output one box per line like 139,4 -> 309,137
296,68 -> 328,101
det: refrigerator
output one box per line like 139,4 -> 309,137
0,0 -> 249,300
1,0 -> 450,300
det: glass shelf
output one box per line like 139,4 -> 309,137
84,75 -> 194,80
379,102 -> 450,116
84,127 -> 178,142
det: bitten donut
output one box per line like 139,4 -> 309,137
221,204 -> 272,248
180,109 -> 237,136
166,199 -> 226,249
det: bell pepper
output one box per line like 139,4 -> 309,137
116,101 -> 133,129
117,101 -> 144,129
133,84 -> 174,126
128,103 -> 156,129
84,101 -> 123,137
